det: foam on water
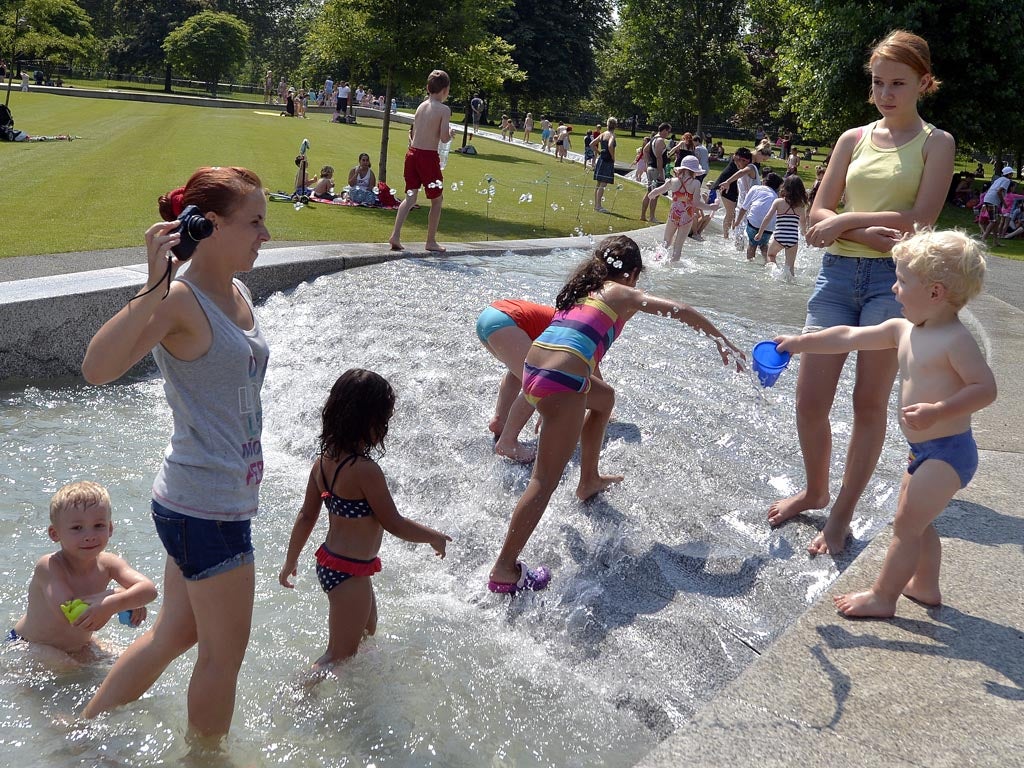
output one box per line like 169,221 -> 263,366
0,241 -> 905,766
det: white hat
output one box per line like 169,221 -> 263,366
676,155 -> 703,174
1002,166 -> 1014,176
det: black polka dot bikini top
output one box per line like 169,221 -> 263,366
320,454 -> 374,518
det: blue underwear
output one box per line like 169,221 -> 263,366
6,629 -> 22,643
907,429 -> 978,489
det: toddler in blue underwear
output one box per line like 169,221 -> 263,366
279,369 -> 451,668
775,229 -> 996,617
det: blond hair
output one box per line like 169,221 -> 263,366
50,480 -> 111,524
892,229 -> 986,310
867,30 -> 941,99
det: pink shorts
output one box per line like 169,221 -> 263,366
522,362 -> 590,406
404,148 -> 443,199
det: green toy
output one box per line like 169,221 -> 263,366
60,598 -> 89,623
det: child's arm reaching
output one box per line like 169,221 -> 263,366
756,199 -> 783,241
631,291 -> 745,368
901,331 -> 997,431
279,465 -> 325,587
775,318 -> 905,356
360,461 -> 451,558
73,556 -> 157,631
646,178 -> 674,201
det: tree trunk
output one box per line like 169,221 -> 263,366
378,65 -> 394,183
164,63 -> 172,93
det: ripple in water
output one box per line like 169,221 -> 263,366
0,244 -> 904,766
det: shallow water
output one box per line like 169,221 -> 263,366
0,237 -> 905,767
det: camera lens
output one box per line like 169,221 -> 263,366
170,205 -> 214,260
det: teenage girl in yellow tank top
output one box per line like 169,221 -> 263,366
767,30 -> 955,557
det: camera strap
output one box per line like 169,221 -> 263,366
130,257 -> 174,303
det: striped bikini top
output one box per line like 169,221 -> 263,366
533,293 -> 626,372
320,454 -> 373,518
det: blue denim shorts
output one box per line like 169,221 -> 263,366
152,500 -> 255,581
804,253 -> 901,332
746,221 -> 772,247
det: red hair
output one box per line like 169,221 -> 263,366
158,166 -> 263,220
867,30 -> 941,98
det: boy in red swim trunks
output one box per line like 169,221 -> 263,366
389,69 -> 456,252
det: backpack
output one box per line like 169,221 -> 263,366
376,182 -> 398,207
0,104 -> 13,128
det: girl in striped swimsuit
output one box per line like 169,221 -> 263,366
487,235 -> 745,594
755,174 -> 809,279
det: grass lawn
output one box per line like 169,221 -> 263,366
0,92 -> 644,259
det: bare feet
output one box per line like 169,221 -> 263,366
767,489 -> 829,527
494,439 -> 537,464
488,417 -> 504,439
389,239 -> 404,251
807,523 -> 851,556
902,577 -> 942,607
832,589 -> 897,618
425,242 -> 447,252
576,473 -> 624,501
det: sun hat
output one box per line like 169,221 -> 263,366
1002,166 -> 1014,176
676,155 -> 703,174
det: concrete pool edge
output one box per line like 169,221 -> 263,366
0,234 -> 593,384
1,233 -> 1021,767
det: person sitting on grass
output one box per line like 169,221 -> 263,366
312,166 -> 337,200
345,154 -> 377,205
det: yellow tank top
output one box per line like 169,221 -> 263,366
831,121 -> 934,258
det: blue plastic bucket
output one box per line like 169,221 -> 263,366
751,341 -> 791,387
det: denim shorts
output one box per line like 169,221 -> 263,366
152,500 -> 255,581
746,221 -> 772,247
804,253 -> 901,332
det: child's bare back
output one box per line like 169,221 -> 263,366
410,97 -> 452,151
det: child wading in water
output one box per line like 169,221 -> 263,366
776,230 -> 995,617
279,369 -> 451,666
755,174 -> 809,279
646,156 -> 719,261
389,69 -> 457,253
13,481 -> 157,655
487,235 -> 745,593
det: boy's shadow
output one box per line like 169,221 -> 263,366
557,526 -> 765,657
816,605 -> 1024,702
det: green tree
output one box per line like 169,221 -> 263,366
493,0 -> 611,113
593,0 -> 748,134
304,0 -> 521,182
769,0 -> 1024,156
0,0 -> 97,67
162,10 -> 250,97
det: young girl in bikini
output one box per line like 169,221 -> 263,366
646,156 -> 719,261
487,235 -> 745,593
279,369 -> 451,667
755,174 -> 809,279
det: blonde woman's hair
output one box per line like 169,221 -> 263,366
868,30 -> 941,99
50,481 -> 111,524
606,116 -> 618,130
892,229 -> 986,310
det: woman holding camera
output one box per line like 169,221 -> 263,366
81,166 -> 271,740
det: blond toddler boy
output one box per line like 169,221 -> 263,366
12,481 -> 157,652
389,69 -> 456,253
775,229 -> 997,617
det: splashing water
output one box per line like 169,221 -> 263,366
0,244 -> 904,767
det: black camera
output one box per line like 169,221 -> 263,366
171,204 -> 215,260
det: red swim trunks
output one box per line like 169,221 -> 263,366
403,147 -> 443,199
